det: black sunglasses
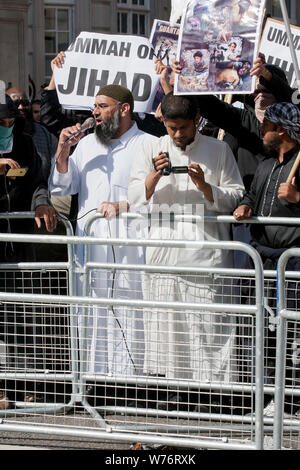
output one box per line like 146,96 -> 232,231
14,99 -> 30,107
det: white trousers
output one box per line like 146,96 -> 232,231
143,274 -> 237,382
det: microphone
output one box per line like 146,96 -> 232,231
65,117 -> 95,142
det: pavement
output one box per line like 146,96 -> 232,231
0,445 -> 48,450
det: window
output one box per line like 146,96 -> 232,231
117,0 -> 150,36
271,0 -> 296,20
44,5 -> 74,81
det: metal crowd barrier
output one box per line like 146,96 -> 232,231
0,212 -> 298,449
0,212 -> 78,416
273,248 -> 300,450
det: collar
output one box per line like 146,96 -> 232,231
282,144 -> 300,164
109,121 -> 139,150
0,139 -> 13,154
170,130 -> 200,154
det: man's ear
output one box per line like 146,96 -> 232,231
120,102 -> 131,116
276,125 -> 288,137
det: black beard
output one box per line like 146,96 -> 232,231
95,109 -> 121,145
262,137 -> 281,158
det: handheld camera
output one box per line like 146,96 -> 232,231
153,152 -> 189,176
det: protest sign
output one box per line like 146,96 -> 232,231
259,17 -> 300,87
174,0 -> 266,95
149,19 -> 180,111
54,31 -> 160,112
170,0 -> 189,25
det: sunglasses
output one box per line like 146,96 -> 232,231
14,99 -> 30,107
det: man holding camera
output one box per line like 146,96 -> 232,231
128,92 -> 244,408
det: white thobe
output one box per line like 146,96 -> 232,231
50,122 -> 156,375
128,132 -> 245,381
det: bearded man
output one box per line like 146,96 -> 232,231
233,102 -> 300,415
50,85 -> 155,377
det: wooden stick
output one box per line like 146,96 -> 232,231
218,94 -> 233,141
286,150 -> 300,183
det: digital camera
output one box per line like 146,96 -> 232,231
153,152 -> 189,176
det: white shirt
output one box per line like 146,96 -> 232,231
128,132 -> 245,268
50,121 -> 156,265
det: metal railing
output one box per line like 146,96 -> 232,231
0,212 -> 299,449
274,247 -> 300,450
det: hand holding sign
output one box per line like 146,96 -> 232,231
250,56 -> 272,81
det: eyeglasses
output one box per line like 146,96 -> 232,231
92,101 -> 122,111
14,99 -> 30,107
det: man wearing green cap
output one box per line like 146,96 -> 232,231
50,84 -> 155,376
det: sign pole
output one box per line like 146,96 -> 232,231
279,0 -> 300,93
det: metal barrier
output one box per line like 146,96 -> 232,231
0,212 -> 299,449
273,248 -> 300,450
0,212 -> 78,416
0,212 -> 265,450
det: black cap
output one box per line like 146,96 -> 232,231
0,94 -> 20,119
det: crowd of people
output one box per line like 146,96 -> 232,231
0,42 -> 300,416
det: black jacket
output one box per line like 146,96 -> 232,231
240,145 -> 300,250
0,117 -> 50,261
195,71 -> 295,192
196,95 -> 263,192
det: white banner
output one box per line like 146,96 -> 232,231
54,31 -> 160,112
259,17 -> 300,87
174,0 -> 266,95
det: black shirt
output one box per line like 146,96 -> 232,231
240,145 -> 300,249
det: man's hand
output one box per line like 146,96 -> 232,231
0,158 -> 20,176
233,205 -> 253,221
188,163 -> 214,202
55,123 -> 84,173
171,59 -> 182,75
45,51 -> 66,91
278,177 -> 300,204
96,201 -> 129,219
51,51 -> 66,72
57,123 -> 83,150
155,59 -> 173,94
35,205 -> 58,232
250,56 -> 272,81
145,152 -> 169,200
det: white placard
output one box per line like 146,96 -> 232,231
54,31 -> 160,112
259,17 -> 300,87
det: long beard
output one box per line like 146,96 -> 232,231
95,109 -> 121,145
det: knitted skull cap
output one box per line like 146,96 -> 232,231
96,85 -> 134,111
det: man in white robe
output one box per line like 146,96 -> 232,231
49,85 -> 156,375
128,92 -> 245,383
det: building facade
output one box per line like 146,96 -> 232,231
0,0 -> 299,99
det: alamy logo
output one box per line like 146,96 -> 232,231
292,80 -> 300,105
0,81 -> 6,104
109,203 -> 205,249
